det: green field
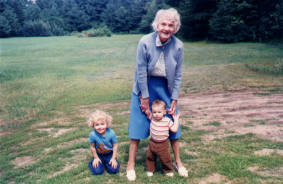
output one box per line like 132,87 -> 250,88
0,35 -> 282,183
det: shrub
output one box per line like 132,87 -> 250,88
0,15 -> 11,37
78,26 -> 112,37
22,20 -> 52,36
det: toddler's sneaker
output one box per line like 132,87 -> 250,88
146,171 -> 153,177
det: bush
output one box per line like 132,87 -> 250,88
0,15 -> 11,37
22,20 -> 52,36
78,26 -> 112,37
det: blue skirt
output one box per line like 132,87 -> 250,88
128,77 -> 181,140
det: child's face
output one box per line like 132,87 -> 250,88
152,105 -> 166,121
94,119 -> 107,136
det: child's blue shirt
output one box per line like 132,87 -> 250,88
88,128 -> 117,154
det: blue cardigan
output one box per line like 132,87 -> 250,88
132,32 -> 184,100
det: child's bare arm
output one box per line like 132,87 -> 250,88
90,143 -> 99,159
90,143 -> 101,168
169,113 -> 180,133
109,143 -> 118,168
111,143 -> 118,160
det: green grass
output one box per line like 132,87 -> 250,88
204,121 -> 221,126
1,35 -> 283,183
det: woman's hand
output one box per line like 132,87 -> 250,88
109,158 -> 118,169
139,96 -> 151,118
92,158 -> 102,168
168,100 -> 177,115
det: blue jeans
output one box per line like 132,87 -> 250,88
88,151 -> 120,175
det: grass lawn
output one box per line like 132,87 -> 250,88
0,35 -> 282,184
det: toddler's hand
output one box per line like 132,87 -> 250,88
173,113 -> 180,121
92,158 -> 101,168
109,158 -> 118,169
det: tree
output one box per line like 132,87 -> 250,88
209,0 -> 281,42
75,0 -> 108,27
102,0 -> 147,33
256,0 -> 282,41
0,15 -> 11,37
176,0 -> 217,40
61,0 -> 91,32
0,0 -> 29,36
139,0 -> 169,33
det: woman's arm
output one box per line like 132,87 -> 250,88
139,96 -> 151,118
136,41 -> 149,99
171,45 -> 184,101
169,44 -> 184,115
168,99 -> 177,115
136,40 -> 151,117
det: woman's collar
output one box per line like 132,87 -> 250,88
155,33 -> 171,47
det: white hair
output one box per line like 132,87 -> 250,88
152,8 -> 181,34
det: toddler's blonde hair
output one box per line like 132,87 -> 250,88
88,110 -> 112,128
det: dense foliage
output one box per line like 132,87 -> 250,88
0,0 -> 282,42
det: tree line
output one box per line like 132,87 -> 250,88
0,0 -> 281,42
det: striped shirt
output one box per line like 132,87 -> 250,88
150,117 -> 174,142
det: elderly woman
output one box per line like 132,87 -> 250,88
126,8 -> 188,181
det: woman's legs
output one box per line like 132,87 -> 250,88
170,139 -> 182,168
170,139 -> 188,177
127,139 -> 140,181
127,139 -> 140,170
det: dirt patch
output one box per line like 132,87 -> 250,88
54,128 -> 76,138
31,117 -> 72,129
179,90 -> 283,142
12,156 -> 36,168
199,173 -> 229,184
48,148 -> 89,178
185,149 -> 198,156
0,131 -> 11,138
57,138 -> 88,148
117,110 -> 130,115
37,128 -> 76,137
49,164 -> 78,178
247,165 -> 283,177
254,148 -> 283,156
79,101 -> 130,118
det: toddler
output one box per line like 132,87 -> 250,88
146,99 -> 180,177
88,110 -> 120,175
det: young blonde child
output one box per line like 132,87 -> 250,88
146,99 -> 180,177
87,110 -> 119,175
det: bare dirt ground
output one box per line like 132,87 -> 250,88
79,89 -> 283,143
178,90 -> 283,143
7,90 -> 283,183
179,90 -> 283,183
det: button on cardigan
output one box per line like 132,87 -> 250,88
132,32 -> 184,100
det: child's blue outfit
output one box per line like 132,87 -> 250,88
88,128 -> 120,175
